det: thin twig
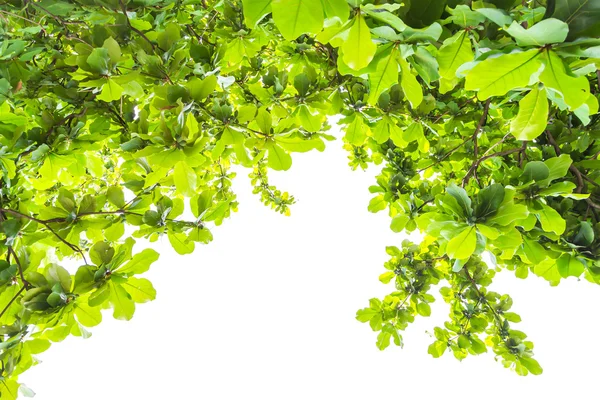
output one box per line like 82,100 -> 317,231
0,286 -> 26,320
7,247 -> 29,289
462,148 -> 522,187
0,9 -> 47,33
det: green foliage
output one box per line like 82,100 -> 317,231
0,0 -> 599,396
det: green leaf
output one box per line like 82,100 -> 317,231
447,183 -> 473,218
399,57 -> 423,108
541,154 -> 572,184
505,19 -> 569,47
86,48 -> 110,75
271,0 -> 324,40
46,264 -> 72,293
547,0 -> 600,40
510,87 -> 549,140
321,0 -> 349,21
535,202 -> 566,235
474,184 -> 505,220
188,75 -> 217,102
523,237 -> 547,264
475,8 -> 513,26
362,4 -> 407,31
367,51 -> 398,105
341,14 -> 377,71
103,37 -> 122,64
486,204 -> 529,226
446,226 -> 477,260
97,79 -> 124,102
540,50 -> 590,110
107,187 -> 125,208
242,0 -> 272,26
437,30 -> 474,80
90,242 -> 115,266
522,161 -> 550,182
465,49 -> 542,99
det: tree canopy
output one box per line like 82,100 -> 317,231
0,0 -> 599,396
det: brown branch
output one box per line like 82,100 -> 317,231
462,148 -> 522,187
473,99 -> 491,160
417,136 -> 473,173
118,0 -> 162,51
545,130 -> 600,210
7,247 -> 29,289
0,209 -> 88,264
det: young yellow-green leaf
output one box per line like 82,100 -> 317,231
321,0 -> 349,21
116,249 -> 159,275
520,357 -> 543,375
437,30 -> 473,80
367,51 -> 398,105
124,277 -> 156,303
267,143 -> 292,171
533,259 -> 561,284
97,79 -> 124,102
254,107 -> 272,134
416,302 -> 431,316
341,13 -> 377,71
188,75 -> 217,102
465,49 -> 542,99
345,115 -> 369,146
505,19 -> 569,47
399,57 -> 423,108
446,226 -> 477,260
296,104 -> 324,131
428,341 -> 448,358
173,161 -> 197,196
556,253 -> 585,278
368,195 -> 387,213
168,232 -> 195,255
74,302 -> 102,327
379,271 -> 395,284
242,0 -> 272,27
390,214 -> 410,232
540,50 -> 590,110
510,87 -> 548,140
271,0 -> 324,40
486,204 -> 529,226
110,283 -> 135,321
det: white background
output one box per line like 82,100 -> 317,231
22,136 -> 600,399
